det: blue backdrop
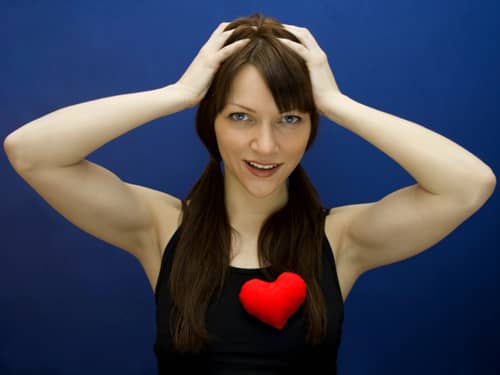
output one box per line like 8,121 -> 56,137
2,1 -> 499,374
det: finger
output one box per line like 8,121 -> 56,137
213,22 -> 230,35
205,22 -> 230,42
282,24 -> 320,50
204,25 -> 237,52
214,38 -> 251,65
282,23 -> 300,29
210,24 -> 256,52
281,23 -> 305,38
277,37 -> 309,57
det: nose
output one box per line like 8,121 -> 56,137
250,122 -> 279,155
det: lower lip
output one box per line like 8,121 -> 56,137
245,161 -> 281,177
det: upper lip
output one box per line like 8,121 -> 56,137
245,160 -> 282,165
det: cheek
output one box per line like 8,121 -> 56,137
214,119 -> 228,154
215,127 -> 239,161
288,127 -> 311,156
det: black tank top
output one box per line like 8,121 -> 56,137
154,227 -> 344,374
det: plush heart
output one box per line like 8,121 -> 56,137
239,271 -> 307,330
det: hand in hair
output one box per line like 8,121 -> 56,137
174,22 -> 251,108
277,24 -> 341,115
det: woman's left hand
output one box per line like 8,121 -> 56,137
278,24 -> 341,116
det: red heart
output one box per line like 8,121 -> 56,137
239,272 -> 307,330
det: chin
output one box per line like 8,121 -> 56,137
243,180 -> 285,199
246,188 -> 276,199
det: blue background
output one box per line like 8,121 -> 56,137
1,0 -> 499,374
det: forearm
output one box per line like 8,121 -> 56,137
4,84 -> 190,170
323,93 -> 496,202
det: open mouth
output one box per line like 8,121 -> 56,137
244,160 -> 282,177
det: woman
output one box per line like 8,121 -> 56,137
4,13 -> 496,374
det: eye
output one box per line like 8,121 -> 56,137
281,115 -> 302,125
229,112 -> 249,121
228,112 -> 301,125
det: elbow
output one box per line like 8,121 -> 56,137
449,167 -> 497,210
3,133 -> 15,155
467,167 -> 496,208
3,134 -> 18,165
4,133 -> 32,172
481,168 -> 496,200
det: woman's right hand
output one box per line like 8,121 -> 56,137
173,22 -> 250,108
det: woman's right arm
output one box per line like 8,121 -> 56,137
3,84 -> 191,170
2,84 -> 193,262
2,22 -> 248,263
4,20 -> 247,169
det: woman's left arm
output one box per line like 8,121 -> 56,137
279,25 -> 496,274
322,93 -> 495,202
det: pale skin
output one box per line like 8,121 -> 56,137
276,24 -> 496,298
4,22 -> 496,303
214,64 -> 312,267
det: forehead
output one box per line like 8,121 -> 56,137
226,64 -> 279,113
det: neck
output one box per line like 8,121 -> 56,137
224,173 -> 288,237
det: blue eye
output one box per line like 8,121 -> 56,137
281,115 -> 301,125
228,112 -> 301,125
229,112 -> 249,121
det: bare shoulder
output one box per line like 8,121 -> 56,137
126,183 -> 183,292
125,182 -> 183,257
324,203 -> 372,260
325,202 -> 373,302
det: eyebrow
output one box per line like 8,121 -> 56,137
227,102 -> 257,113
227,102 -> 302,114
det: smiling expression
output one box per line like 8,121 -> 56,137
214,64 -> 312,199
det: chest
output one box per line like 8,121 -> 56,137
229,234 -> 264,269
154,263 -> 344,371
153,209 -> 354,303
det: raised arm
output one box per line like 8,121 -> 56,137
4,85 -> 191,170
2,83 -> 196,263
3,22 -> 249,267
4,21 -> 250,170
279,24 -> 496,278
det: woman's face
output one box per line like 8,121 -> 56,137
214,64 -> 311,198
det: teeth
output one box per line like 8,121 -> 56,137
248,161 -> 278,170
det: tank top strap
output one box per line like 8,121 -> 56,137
154,226 -> 181,304
321,231 -> 345,308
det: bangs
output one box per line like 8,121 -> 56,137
250,38 -> 316,114
213,32 -> 317,115
196,16 -> 321,160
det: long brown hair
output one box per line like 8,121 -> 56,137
169,13 -> 328,352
